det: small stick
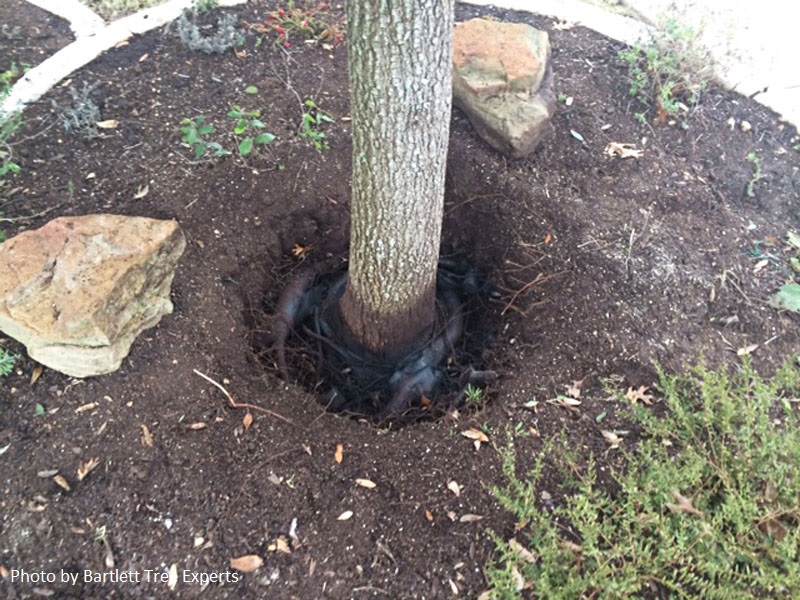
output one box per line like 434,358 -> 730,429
193,369 -> 294,426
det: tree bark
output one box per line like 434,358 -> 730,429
340,0 -> 454,357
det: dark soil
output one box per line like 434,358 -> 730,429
2,1 -> 799,598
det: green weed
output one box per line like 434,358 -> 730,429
300,99 -> 334,151
619,18 -> 713,123
227,106 -> 275,156
487,358 -> 800,598
1,63 -> 25,181
179,116 -> 228,159
465,383 -> 485,410
0,346 -> 19,377
746,151 -> 763,198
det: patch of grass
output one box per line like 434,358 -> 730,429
0,346 -> 19,377
746,151 -> 763,198
82,0 -> 167,20
249,0 -> 346,50
487,358 -> 800,598
619,17 -> 714,123
299,99 -> 334,151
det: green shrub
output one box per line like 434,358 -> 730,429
619,18 -> 714,122
487,358 -> 800,598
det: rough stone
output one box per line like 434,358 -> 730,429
453,18 -> 556,158
0,214 -> 186,377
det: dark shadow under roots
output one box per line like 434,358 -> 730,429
255,256 -> 498,423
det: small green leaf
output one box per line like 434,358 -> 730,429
35,403 -> 46,416
182,129 -> 198,144
193,143 -> 207,159
787,231 -> 800,250
198,124 -> 214,137
318,114 -> 335,124
250,119 -> 266,129
769,283 -> 800,312
239,137 -> 254,156
207,142 -> 228,157
234,120 -> 248,135
255,132 -> 275,146
245,85 -> 258,95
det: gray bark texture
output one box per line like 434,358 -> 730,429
340,0 -> 455,357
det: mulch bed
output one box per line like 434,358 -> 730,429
1,1 -> 798,598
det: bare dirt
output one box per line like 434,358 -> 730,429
1,1 -> 799,598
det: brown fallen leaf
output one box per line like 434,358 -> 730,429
334,443 -> 344,464
666,490 -> 705,518
268,537 -> 291,554
625,386 -> 654,405
355,478 -> 376,489
292,243 -> 315,260
141,424 -> 155,447
230,554 -> 263,573
601,430 -> 625,450
424,509 -> 434,522
508,538 -> 537,563
187,422 -> 207,430
604,142 -> 643,159
30,366 -> 44,386
167,564 -> 178,590
75,402 -> 98,413
448,578 -> 460,595
242,412 -> 254,430
459,514 -> 483,523
447,480 -> 462,497
461,428 -> 489,450
737,343 -> 759,356
77,457 -> 101,481
758,515 -> 788,542
133,184 -> 149,200
53,474 -> 71,492
565,378 -> 584,399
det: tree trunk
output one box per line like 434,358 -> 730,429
340,0 -> 454,357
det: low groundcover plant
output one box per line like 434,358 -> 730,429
487,358 -> 800,599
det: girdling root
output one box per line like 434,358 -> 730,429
262,258 -> 497,421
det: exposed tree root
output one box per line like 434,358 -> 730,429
262,257 -> 496,422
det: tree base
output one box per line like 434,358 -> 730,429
261,257 -> 496,422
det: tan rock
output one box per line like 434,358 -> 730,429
0,214 -> 186,377
453,19 -> 556,158
454,19 -> 550,97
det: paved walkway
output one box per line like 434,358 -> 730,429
3,0 -> 799,127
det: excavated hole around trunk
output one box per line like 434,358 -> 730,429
253,256 -> 498,422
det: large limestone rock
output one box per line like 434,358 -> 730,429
453,19 -> 556,158
0,214 -> 186,377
